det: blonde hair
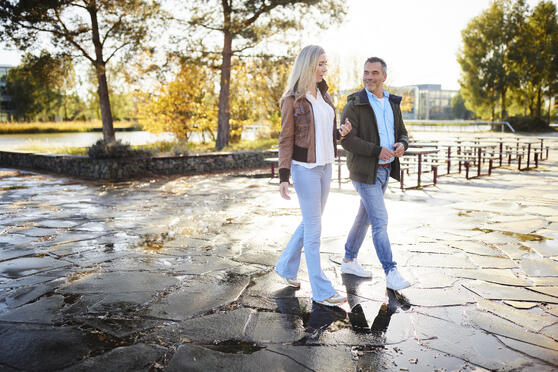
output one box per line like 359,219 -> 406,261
282,45 -> 325,103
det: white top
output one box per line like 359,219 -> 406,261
292,91 -> 335,169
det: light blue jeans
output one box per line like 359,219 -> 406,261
275,163 -> 337,302
344,166 -> 396,274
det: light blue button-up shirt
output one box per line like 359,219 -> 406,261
366,88 -> 395,164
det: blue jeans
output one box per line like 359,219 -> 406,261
275,163 -> 337,302
344,166 -> 396,274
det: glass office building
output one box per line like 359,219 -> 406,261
393,84 -> 457,120
0,65 -> 13,121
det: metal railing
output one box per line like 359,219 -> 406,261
405,120 -> 515,133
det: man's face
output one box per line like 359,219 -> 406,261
363,62 -> 387,93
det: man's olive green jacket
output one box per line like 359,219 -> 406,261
340,89 -> 409,184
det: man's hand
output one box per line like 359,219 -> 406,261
339,118 -> 352,137
279,181 -> 291,200
379,147 -> 395,162
393,142 -> 405,157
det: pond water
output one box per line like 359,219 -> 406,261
0,131 -> 176,151
0,126 -> 263,151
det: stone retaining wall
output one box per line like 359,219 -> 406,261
0,150 -> 278,180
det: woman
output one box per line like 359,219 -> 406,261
275,45 -> 352,306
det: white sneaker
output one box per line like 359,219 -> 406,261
341,259 -> 373,278
385,268 -> 410,290
315,293 -> 347,306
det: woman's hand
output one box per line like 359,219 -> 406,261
279,181 -> 291,200
339,118 -> 352,137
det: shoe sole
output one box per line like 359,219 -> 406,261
315,298 -> 347,306
386,282 -> 410,291
341,268 -> 373,278
284,281 -> 301,288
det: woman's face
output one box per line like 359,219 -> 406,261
315,53 -> 328,83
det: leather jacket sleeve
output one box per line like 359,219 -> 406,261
278,97 -> 295,183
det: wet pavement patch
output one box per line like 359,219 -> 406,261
0,324 -> 111,371
1,138 -> 558,370
59,343 -> 167,372
0,295 -> 64,324
147,274 -> 250,321
462,280 -> 558,303
520,257 -> 558,276
0,256 -> 71,279
59,271 -> 179,295
413,312 -> 532,370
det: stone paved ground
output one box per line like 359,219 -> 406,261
1,132 -> 558,371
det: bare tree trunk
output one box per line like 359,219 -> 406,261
548,88 -> 553,123
216,30 -> 232,150
89,2 -> 115,144
536,86 -> 542,119
500,88 -> 507,120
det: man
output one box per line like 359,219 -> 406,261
339,57 -> 410,290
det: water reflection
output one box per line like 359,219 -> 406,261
274,275 -> 411,344
342,274 -> 411,335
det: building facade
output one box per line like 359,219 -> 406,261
393,84 -> 457,121
0,65 -> 14,121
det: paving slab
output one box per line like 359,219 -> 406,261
147,274 -> 250,321
467,309 -> 558,351
467,254 -> 517,269
60,343 -> 167,372
59,271 -> 179,294
462,280 -> 558,303
527,286 -> 558,298
413,312 -> 531,371
447,268 -> 530,286
450,240 -> 502,256
167,344 -> 352,372
401,286 -> 474,307
0,295 -> 64,324
522,240 -> 558,258
520,257 -> 558,276
542,304 -> 558,317
0,256 -> 71,279
405,252 -> 476,269
504,300 -> 539,309
476,298 -> 557,332
4,280 -> 59,308
0,324 -> 109,371
496,335 -> 558,367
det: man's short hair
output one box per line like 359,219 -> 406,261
365,57 -> 387,74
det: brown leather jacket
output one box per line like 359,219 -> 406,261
278,80 -> 338,183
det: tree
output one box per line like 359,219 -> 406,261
451,91 -> 473,120
137,62 -> 217,142
525,1 -> 558,119
0,0 -> 161,142
458,0 -> 524,120
5,51 -> 74,121
184,0 -> 346,150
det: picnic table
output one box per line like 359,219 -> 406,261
400,147 -> 439,189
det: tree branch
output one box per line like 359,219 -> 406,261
101,14 -> 124,48
241,3 -> 277,29
104,42 -> 130,63
54,8 -> 95,63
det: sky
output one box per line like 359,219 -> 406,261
300,0 -> 556,90
0,0 -> 556,91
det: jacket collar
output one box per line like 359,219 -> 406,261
354,88 -> 401,105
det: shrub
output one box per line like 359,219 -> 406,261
506,116 -> 549,132
87,139 -> 151,159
